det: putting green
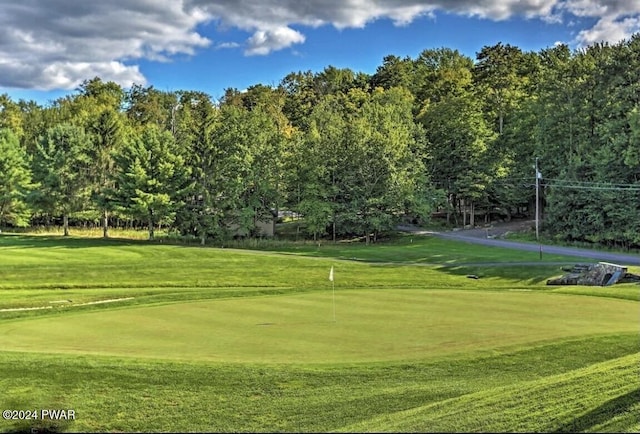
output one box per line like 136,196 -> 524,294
0,289 -> 637,363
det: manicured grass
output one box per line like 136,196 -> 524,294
0,232 -> 638,432
0,233 -> 596,311
0,290 -> 637,363
0,334 -> 638,433
551,284 -> 640,302
243,232 -> 590,265
340,352 -> 640,433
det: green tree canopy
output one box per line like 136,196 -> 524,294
114,124 -> 192,240
31,123 -> 92,235
0,129 -> 33,227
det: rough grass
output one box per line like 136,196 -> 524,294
505,230 -> 640,257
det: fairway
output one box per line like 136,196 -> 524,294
0,289 -> 637,363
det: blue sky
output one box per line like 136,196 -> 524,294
0,1 -> 634,105
145,14 -> 578,100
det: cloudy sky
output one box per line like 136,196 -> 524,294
1,0 -> 638,104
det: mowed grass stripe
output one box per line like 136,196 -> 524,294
0,290 -> 636,363
0,233 -> 586,291
340,352 -> 640,433
0,232 -> 589,265
0,334 -> 638,433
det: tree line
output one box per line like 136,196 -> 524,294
1,36 -> 639,248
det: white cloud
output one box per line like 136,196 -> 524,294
177,0 -> 640,54
186,0 -> 562,55
41,62 -> 145,90
561,0 -> 640,46
1,0 -> 639,90
215,42 -> 241,50
575,15 -> 640,46
245,27 -> 305,55
0,0 -> 211,90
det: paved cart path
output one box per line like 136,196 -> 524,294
398,221 -> 640,266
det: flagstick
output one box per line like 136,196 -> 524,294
329,266 -> 336,322
332,278 -> 336,322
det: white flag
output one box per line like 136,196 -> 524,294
329,266 -> 334,282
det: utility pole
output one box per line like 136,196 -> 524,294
535,157 -> 543,259
535,157 -> 539,241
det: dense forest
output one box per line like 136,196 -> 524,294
1,37 -> 639,248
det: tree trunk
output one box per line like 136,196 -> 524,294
365,232 -> 370,245
148,209 -> 154,241
102,209 -> 109,238
273,203 -> 278,238
461,198 -> 466,227
450,194 -> 458,226
470,201 -> 475,227
63,214 -> 69,236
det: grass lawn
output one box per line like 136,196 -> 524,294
0,290 -> 637,363
0,232 -> 638,432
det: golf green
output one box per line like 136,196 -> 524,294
0,289 -> 636,363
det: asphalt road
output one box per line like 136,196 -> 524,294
398,224 -> 640,266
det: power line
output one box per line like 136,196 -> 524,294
542,179 -> 640,191
428,177 -> 640,191
544,178 -> 640,189
544,184 -> 640,191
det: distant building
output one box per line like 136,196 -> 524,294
229,211 -> 276,237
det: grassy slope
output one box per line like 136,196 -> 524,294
0,232 -> 638,432
1,233 -> 633,312
0,334 -> 638,433
340,352 -> 640,433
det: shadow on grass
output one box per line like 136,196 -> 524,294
4,424 -> 69,434
434,263 -> 570,285
0,233 -> 157,249
1,232 -> 325,251
553,387 -> 640,433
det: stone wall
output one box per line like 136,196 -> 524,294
547,262 -> 628,286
